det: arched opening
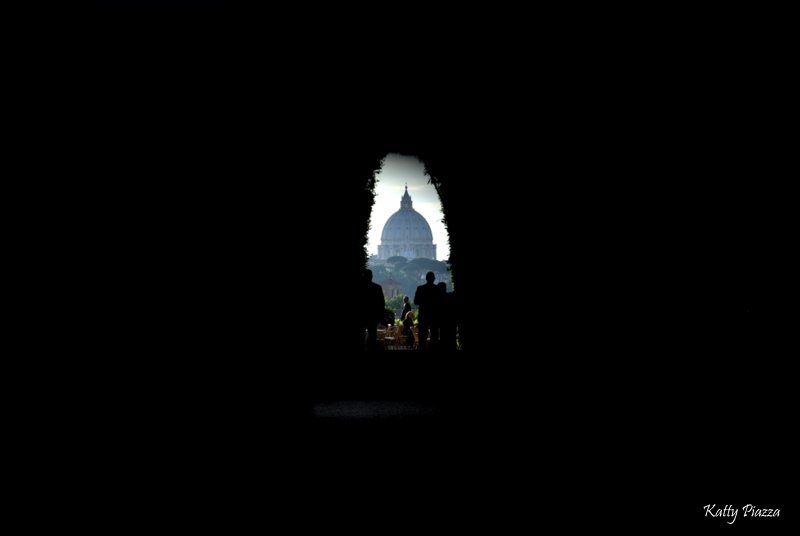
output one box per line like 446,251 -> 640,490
306,142 -> 492,412
364,153 -> 457,351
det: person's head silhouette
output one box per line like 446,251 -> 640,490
364,269 -> 373,283
426,271 -> 435,283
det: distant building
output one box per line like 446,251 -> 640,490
377,186 -> 436,261
378,277 -> 402,299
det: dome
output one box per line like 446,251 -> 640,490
378,186 -> 436,260
380,208 -> 434,243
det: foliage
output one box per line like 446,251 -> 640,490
383,305 -> 396,325
385,293 -> 403,310
402,258 -> 449,280
386,256 -> 408,269
369,264 -> 389,282
375,258 -> 450,297
385,293 -> 413,311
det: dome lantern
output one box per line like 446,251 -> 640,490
400,184 -> 413,210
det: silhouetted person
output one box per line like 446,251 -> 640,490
361,269 -> 386,351
438,284 -> 457,351
400,296 -> 412,324
413,271 -> 440,350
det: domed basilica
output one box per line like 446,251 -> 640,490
377,186 -> 436,260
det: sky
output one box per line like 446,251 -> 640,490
367,153 -> 450,261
